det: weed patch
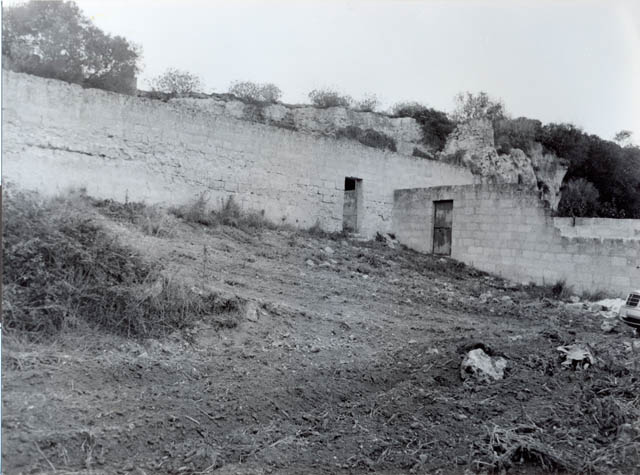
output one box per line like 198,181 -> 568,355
170,194 -> 276,232
2,190 -> 235,340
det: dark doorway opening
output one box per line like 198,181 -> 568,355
343,177 -> 362,233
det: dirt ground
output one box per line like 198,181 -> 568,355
3,209 -> 640,474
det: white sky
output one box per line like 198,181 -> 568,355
5,0 -> 640,141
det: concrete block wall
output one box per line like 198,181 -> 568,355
393,184 -> 640,296
2,71 -> 476,237
553,217 -> 640,240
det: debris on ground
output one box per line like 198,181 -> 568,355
3,191 -> 640,475
557,344 -> 596,369
460,348 -> 508,382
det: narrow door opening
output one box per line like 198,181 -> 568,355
343,177 -> 362,233
433,200 -> 453,255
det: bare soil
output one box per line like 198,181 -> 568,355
3,213 -> 640,474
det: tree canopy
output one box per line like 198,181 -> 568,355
2,0 -> 142,94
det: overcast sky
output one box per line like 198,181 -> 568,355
12,0 -> 640,141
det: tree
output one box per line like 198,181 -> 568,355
2,0 -> 141,94
149,68 -> 204,95
451,91 -> 506,123
613,130 -> 634,148
228,81 -> 282,103
558,178 -> 600,217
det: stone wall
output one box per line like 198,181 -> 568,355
173,97 -> 424,156
393,184 -> 640,296
2,71 -> 475,237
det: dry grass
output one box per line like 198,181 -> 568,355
2,189 -> 241,340
472,424 -> 581,472
170,194 -> 277,232
92,197 -> 177,237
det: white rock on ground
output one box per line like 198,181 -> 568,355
460,348 -> 508,383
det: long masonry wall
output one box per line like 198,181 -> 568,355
2,71 -> 475,237
392,184 -> 640,296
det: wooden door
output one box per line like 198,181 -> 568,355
433,200 -> 453,255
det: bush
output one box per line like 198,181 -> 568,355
451,91 -> 506,123
2,190 -> 227,339
391,102 -> 456,151
494,117 -> 543,154
308,88 -> 352,108
170,194 -> 275,232
2,0 -> 141,94
336,126 -> 397,152
542,123 -> 640,218
557,178 -> 601,217
148,68 -> 203,95
229,81 -> 282,103
353,93 -> 380,112
91,199 -> 176,237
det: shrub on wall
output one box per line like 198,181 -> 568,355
148,68 -> 204,95
229,81 -> 282,103
308,88 -> 353,108
2,0 -> 141,95
494,117 -> 543,154
391,102 -> 456,151
353,93 -> 380,112
336,126 -> 397,152
451,91 -> 507,123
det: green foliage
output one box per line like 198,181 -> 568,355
557,178 -> 601,217
336,126 -> 397,152
391,102 -> 456,151
229,81 -> 282,103
494,117 -> 543,154
541,123 -> 640,218
149,68 -> 203,95
2,190 -> 220,339
308,88 -> 353,108
2,0 -> 141,94
451,91 -> 506,123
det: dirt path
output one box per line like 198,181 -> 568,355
3,215 -> 639,474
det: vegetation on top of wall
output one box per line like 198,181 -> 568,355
2,0 -> 141,95
391,101 -> 456,152
336,126 -> 397,152
228,81 -> 282,104
308,88 -> 353,108
451,91 -> 506,123
352,93 -> 380,112
148,68 -> 204,95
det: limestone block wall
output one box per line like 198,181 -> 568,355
2,71 -> 475,237
553,218 -> 640,240
173,97 -> 424,156
393,184 -> 640,295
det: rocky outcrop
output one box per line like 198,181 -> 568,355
527,142 -> 569,210
172,97 -> 423,156
439,119 -> 568,209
